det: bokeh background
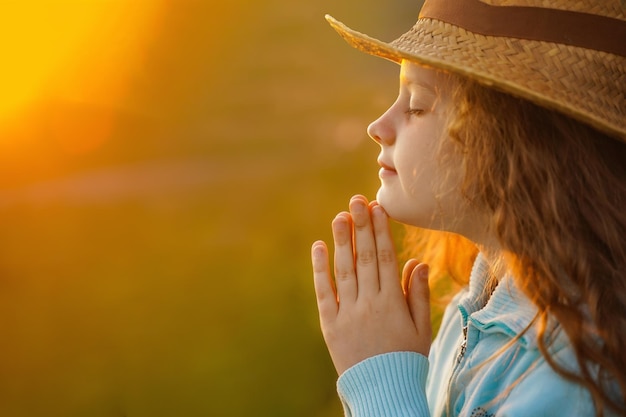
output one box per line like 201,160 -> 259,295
0,1 -> 420,416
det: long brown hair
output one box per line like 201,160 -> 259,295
410,75 -> 626,415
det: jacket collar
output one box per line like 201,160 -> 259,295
456,253 -> 560,349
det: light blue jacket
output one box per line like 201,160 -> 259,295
336,254 -> 616,416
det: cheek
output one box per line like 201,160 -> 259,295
398,163 -> 427,197
396,143 -> 439,196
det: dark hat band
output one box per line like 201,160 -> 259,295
420,0 -> 626,57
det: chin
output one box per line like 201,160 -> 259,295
376,189 -> 440,230
375,188 -> 391,212
376,190 -> 410,225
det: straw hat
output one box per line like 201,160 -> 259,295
326,0 -> 626,142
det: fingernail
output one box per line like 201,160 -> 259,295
419,264 -> 429,280
350,194 -> 366,202
350,201 -> 366,217
312,243 -> 325,258
332,216 -> 349,231
334,212 -> 350,221
372,205 -> 383,218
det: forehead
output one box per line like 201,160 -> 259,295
400,60 -> 449,92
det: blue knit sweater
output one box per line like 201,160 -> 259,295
336,254 -> 616,416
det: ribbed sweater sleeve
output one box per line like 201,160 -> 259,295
336,351 -> 430,417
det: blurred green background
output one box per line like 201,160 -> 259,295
0,1 -> 420,416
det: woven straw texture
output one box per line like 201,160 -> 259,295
326,0 -> 626,142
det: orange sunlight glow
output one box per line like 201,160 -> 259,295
0,1 -> 164,153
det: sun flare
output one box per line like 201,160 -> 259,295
0,1 -> 163,127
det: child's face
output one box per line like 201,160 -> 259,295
368,61 -> 477,238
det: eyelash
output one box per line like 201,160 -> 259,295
405,108 -> 424,116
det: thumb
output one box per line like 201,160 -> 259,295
401,258 -> 420,295
407,263 -> 432,343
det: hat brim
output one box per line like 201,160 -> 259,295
326,14 -> 626,142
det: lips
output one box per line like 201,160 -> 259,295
377,158 -> 396,172
377,157 -> 397,179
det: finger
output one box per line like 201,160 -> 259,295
332,212 -> 358,305
401,258 -> 420,294
370,204 -> 400,293
349,195 -> 380,296
407,263 -> 432,341
311,240 -> 338,322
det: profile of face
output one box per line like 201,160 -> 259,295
368,61 -> 483,242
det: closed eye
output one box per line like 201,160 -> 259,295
405,108 -> 424,116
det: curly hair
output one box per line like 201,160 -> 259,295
420,75 -> 626,416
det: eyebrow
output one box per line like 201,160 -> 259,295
400,76 -> 438,97
399,67 -> 437,89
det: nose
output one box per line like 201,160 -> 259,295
367,107 -> 395,146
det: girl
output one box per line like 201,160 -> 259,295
311,0 -> 626,416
